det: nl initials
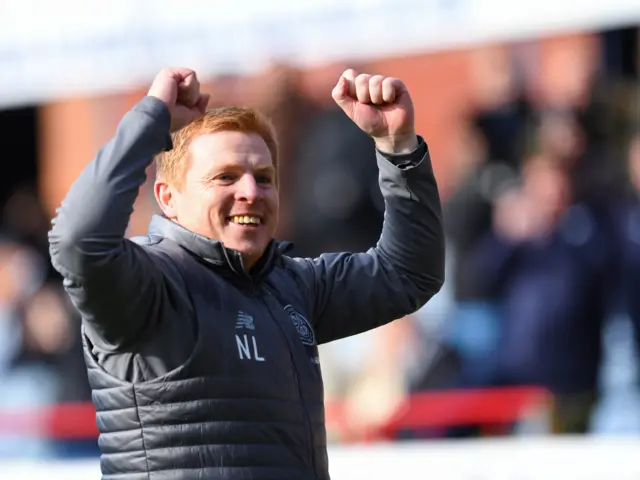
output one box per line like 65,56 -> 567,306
236,334 -> 265,362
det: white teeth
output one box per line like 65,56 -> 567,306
231,215 -> 261,225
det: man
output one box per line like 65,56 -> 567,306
49,67 -> 444,479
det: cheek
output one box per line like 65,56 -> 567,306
205,190 -> 235,219
267,190 -> 280,213
179,188 -> 213,219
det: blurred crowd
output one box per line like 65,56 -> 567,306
0,26 -> 638,459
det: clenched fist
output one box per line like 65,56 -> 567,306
332,69 -> 417,154
148,68 -> 210,132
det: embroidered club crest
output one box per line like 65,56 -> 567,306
284,304 -> 316,346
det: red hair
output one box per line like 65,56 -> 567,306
156,106 -> 279,188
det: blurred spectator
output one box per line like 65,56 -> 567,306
470,155 -> 615,433
442,48 -> 531,392
614,133 -> 640,352
0,238 -> 56,457
2,185 -> 55,279
287,87 -> 384,255
0,187 -> 94,457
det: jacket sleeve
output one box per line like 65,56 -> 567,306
297,138 -> 445,344
48,96 -> 173,350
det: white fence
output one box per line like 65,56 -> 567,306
1,437 -> 640,479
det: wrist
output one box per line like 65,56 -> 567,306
374,133 -> 419,155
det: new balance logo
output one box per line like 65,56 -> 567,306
235,311 -> 255,330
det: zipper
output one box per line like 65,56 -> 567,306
254,284 -> 318,478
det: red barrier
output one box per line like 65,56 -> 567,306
387,386 -> 548,429
326,386 -> 548,441
0,402 -> 99,439
0,387 -> 548,441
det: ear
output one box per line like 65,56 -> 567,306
154,180 -> 178,219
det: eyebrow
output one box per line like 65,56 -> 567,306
253,164 -> 275,173
212,164 -> 275,175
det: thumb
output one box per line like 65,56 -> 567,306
331,76 -> 354,111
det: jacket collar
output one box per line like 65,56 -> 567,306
147,214 -> 292,282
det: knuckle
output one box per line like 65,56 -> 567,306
370,75 -> 385,88
355,75 -> 368,86
342,68 -> 357,79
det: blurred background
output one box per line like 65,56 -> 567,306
0,0 -> 639,478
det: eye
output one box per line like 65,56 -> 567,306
255,174 -> 273,185
215,173 -> 237,183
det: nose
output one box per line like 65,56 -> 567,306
234,174 -> 261,203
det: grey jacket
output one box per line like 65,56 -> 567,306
49,96 -> 445,479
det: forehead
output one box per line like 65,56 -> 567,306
188,130 -> 273,171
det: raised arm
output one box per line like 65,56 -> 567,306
48,68 -> 209,348
297,70 -> 445,344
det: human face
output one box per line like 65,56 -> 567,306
164,131 -> 279,270
524,160 -> 570,223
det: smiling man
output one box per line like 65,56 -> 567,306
154,107 -> 281,270
49,67 -> 445,480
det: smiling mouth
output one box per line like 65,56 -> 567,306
228,215 -> 262,226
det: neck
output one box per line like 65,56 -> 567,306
242,255 -> 258,272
